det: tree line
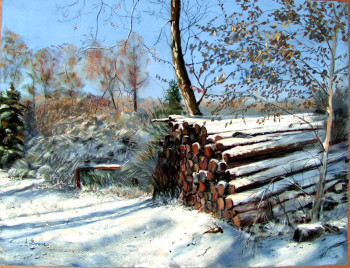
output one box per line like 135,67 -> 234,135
0,29 -> 150,114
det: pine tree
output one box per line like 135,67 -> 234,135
0,83 -> 26,168
165,80 -> 184,115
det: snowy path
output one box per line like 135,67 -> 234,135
0,173 -> 347,267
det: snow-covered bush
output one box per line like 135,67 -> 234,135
9,106 -> 169,194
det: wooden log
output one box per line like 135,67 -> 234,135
228,184 -> 235,194
174,137 -> 181,147
182,135 -> 191,144
199,157 -> 209,170
182,121 -> 190,129
215,132 -> 294,152
198,135 -> 207,146
194,124 -> 202,134
165,147 -> 175,160
210,183 -> 216,193
183,181 -> 190,193
214,151 -> 223,160
228,148 -> 347,194
207,171 -> 215,181
182,127 -> 194,135
186,175 -> 193,182
193,172 -> 199,183
212,192 -> 219,202
192,183 -> 198,194
204,144 -> 216,158
226,160 -> 347,207
217,198 -> 225,211
225,146 -> 325,179
217,181 -> 227,196
212,202 -> 218,213
178,171 -> 186,182
225,198 -> 233,210
208,159 -> 219,173
224,210 -> 236,220
223,131 -> 324,163
199,170 -> 209,182
180,162 -> 186,172
186,163 -> 193,176
232,207 -> 273,228
272,195 -> 313,218
192,142 -> 201,157
198,170 -> 214,182
217,161 -> 227,173
180,144 -> 187,153
75,164 -> 122,189
194,202 -> 201,210
199,181 -> 206,192
193,163 -> 200,172
193,155 -> 199,164
206,201 -> 213,211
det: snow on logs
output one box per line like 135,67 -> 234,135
154,114 -> 348,228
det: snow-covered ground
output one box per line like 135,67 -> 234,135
0,172 -> 347,267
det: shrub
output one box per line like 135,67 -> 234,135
0,83 -> 26,168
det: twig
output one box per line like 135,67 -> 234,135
197,246 -> 211,257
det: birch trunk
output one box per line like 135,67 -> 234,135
311,6 -> 338,221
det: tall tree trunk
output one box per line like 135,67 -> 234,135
133,86 -> 137,112
311,8 -> 338,221
170,0 -> 202,115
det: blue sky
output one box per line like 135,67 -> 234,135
2,0 -> 349,102
1,0 -> 175,98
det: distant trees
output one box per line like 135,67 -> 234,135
0,27 -> 151,118
120,33 -> 149,112
57,43 -> 85,97
30,47 -> 60,103
0,84 -> 26,168
0,29 -> 30,89
84,41 -> 123,112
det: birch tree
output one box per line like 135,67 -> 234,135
197,0 -> 348,221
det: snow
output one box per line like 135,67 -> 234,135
0,172 -> 347,267
223,130 -> 325,159
227,159 -> 347,206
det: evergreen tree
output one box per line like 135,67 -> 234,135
165,80 -> 184,115
0,83 -> 26,168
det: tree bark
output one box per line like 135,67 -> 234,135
170,0 -> 202,115
133,86 -> 137,111
312,9 -> 338,221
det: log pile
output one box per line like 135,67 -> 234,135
154,114 -> 348,228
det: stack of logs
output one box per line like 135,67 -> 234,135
154,114 -> 348,228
